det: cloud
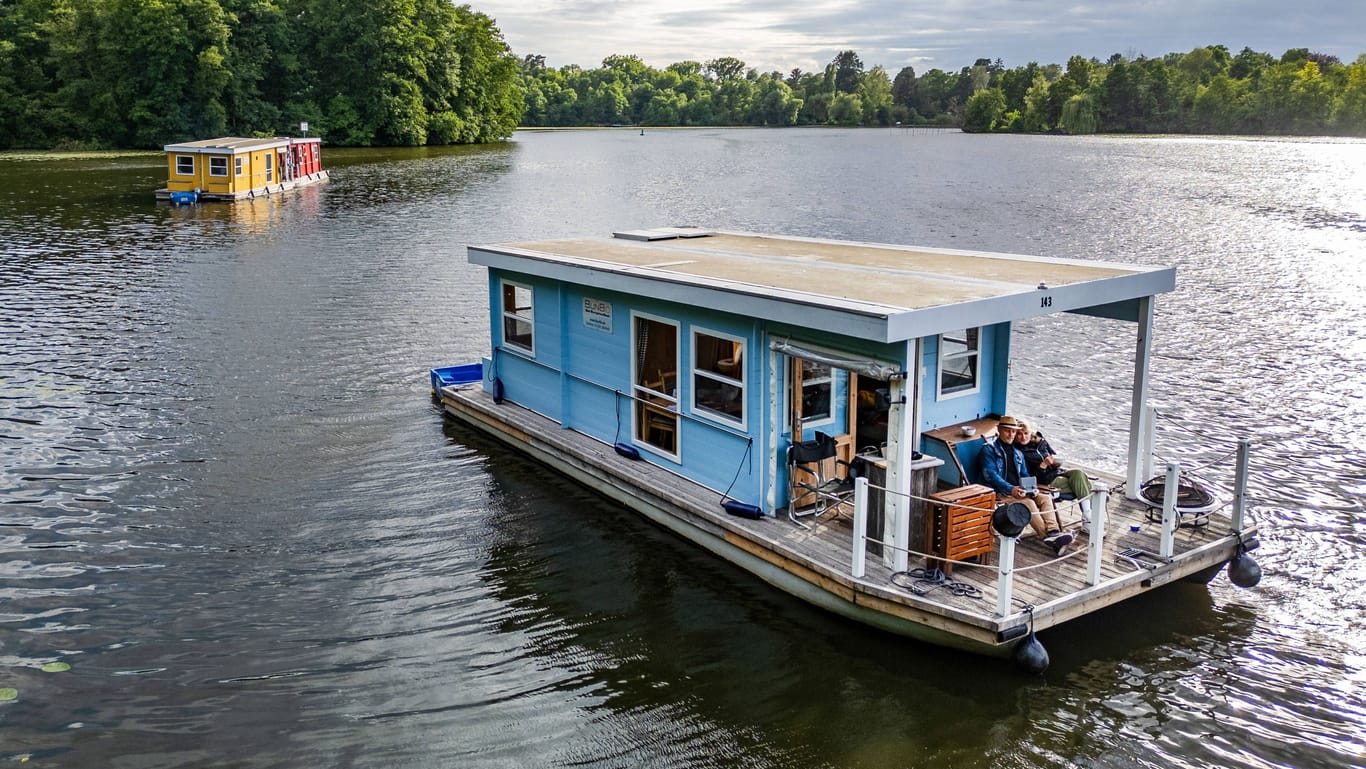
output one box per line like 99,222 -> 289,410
482,0 -> 1366,73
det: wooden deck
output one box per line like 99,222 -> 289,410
438,384 -> 1255,653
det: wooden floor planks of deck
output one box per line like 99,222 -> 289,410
439,385 -> 1252,641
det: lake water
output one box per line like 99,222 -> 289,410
1,128 -> 1364,768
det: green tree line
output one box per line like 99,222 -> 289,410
522,46 -> 1366,136
5,2 -> 1364,150
0,0 -> 523,149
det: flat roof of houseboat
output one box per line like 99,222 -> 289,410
163,137 -> 293,153
468,228 -> 1176,343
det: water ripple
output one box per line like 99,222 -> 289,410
1,135 -> 1365,768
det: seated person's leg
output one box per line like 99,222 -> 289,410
1054,470 -> 1093,520
1020,496 -> 1050,537
1042,509 -> 1062,533
1064,469 -> 1093,499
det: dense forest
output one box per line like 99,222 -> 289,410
521,47 -> 1366,136
0,0 -> 523,149
2,0 -> 1364,149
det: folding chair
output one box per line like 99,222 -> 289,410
787,431 -> 855,527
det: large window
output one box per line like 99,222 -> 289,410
209,156 -> 229,177
500,281 -> 534,354
692,330 -> 744,426
938,327 -> 981,397
633,314 -> 679,456
175,155 -> 194,175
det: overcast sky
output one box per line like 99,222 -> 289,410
477,0 -> 1365,75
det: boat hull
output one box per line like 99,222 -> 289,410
155,170 -> 330,203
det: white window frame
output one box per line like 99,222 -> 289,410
500,279 -> 535,356
796,359 -> 835,429
690,326 -> 745,430
208,156 -> 229,177
234,156 -> 243,176
630,310 -> 681,461
265,152 -> 273,182
937,327 -> 982,399
175,155 -> 194,175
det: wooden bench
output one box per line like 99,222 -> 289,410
921,416 -> 1000,487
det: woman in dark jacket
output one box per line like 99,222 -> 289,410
1015,419 -> 1094,520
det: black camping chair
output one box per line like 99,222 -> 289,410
787,431 -> 856,527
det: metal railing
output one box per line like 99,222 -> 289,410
846,436 -> 1251,618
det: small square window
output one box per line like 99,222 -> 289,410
693,330 -> 744,426
501,281 -> 534,354
939,328 -> 981,397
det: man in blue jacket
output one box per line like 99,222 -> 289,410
978,415 -> 1073,556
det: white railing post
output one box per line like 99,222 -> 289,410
1143,407 -> 1158,489
1160,462 -> 1179,558
1232,438 -> 1250,533
1087,482 -> 1109,585
851,477 -> 869,579
995,535 -> 1016,618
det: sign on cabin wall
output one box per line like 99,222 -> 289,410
582,297 -> 613,333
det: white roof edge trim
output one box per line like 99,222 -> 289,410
881,268 -> 1177,343
163,142 -> 291,154
707,229 -> 1166,274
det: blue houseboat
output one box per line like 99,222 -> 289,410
433,228 -> 1260,666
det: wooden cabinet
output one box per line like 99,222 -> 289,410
927,484 -> 995,573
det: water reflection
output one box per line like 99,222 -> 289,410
1,132 -> 1364,768
458,417 -> 1271,768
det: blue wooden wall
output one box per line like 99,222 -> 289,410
917,322 -> 1012,485
484,269 -> 1020,506
486,269 -> 770,509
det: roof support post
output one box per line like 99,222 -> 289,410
881,339 -> 919,572
765,340 -> 781,514
1126,295 -> 1155,499
884,370 -> 909,571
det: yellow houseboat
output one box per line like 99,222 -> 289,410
156,136 -> 329,204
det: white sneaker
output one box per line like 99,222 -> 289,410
1043,531 -> 1073,556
